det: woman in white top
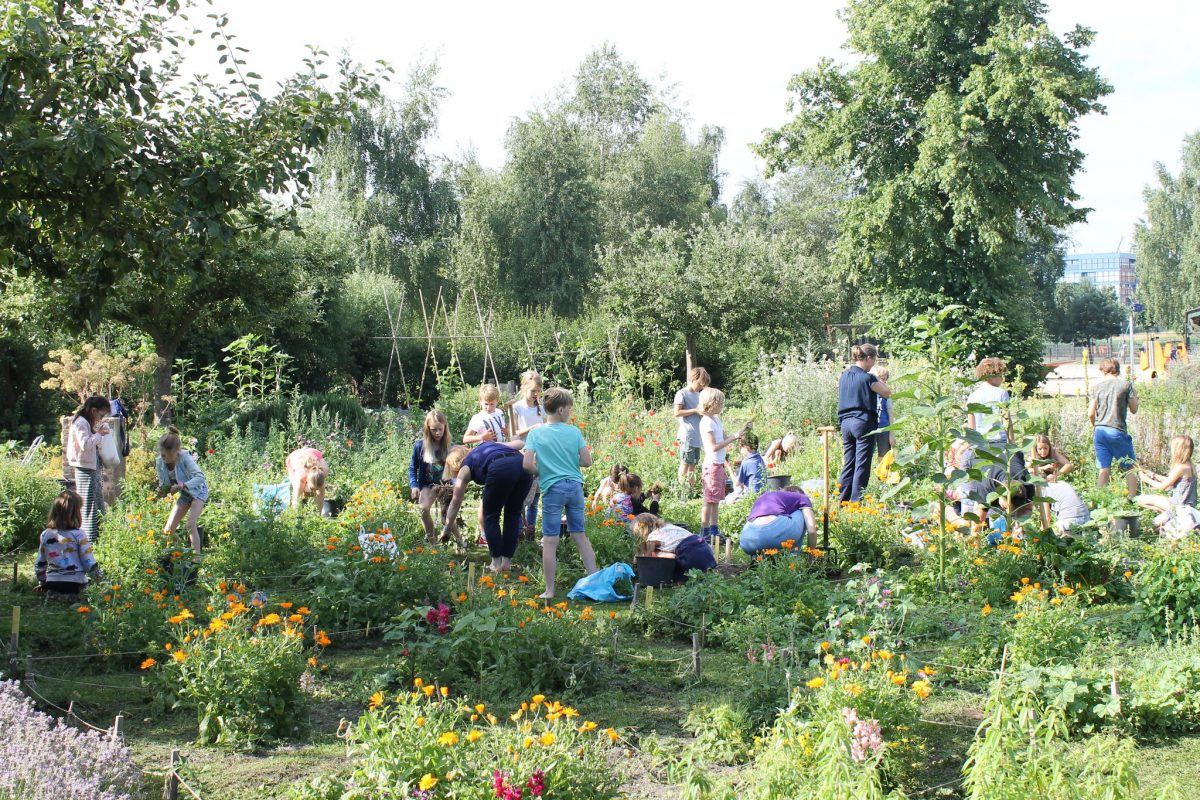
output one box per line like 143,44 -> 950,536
66,396 -> 111,543
508,371 -> 546,535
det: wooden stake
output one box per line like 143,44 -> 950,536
611,629 -> 619,660
164,749 -> 180,800
644,586 -> 654,609
630,583 -> 639,608
467,562 -> 477,594
24,655 -> 34,689
691,632 -> 701,676
111,714 -> 125,742
9,606 -> 19,675
724,539 -> 732,564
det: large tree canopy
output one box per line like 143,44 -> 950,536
1051,282 -> 1124,347
756,0 -> 1109,379
1134,131 -> 1200,330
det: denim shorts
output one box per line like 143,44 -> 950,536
679,446 -> 702,466
1093,426 -> 1135,470
540,479 -> 585,537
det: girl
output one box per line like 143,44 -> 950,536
1030,433 -> 1073,480
611,473 -> 660,520
156,428 -> 209,558
286,446 -> 329,509
674,367 -> 711,485
442,439 -> 530,573
764,433 -> 799,467
409,409 -> 453,543
631,513 -> 716,582
35,491 -> 98,598
66,395 -> 111,542
508,371 -> 545,536
1137,436 -> 1199,537
870,365 -> 895,457
591,463 -> 627,511
739,485 -> 818,553
699,387 -> 742,542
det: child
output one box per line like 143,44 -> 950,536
1039,472 -> 1091,535
409,409 -> 453,543
591,463 -> 628,512
966,357 -> 1011,444
464,384 -> 508,444
870,365 -> 895,457
1137,436 -> 1199,537
66,395 -> 111,543
508,371 -> 545,537
1090,357 -> 1139,498
698,387 -> 742,542
739,485 -> 817,553
610,473 -> 659,520
155,428 -> 209,558
734,432 -> 766,495
523,388 -> 598,599
763,433 -> 798,467
631,513 -> 716,582
286,446 -> 329,508
1029,433 -> 1073,480
442,439 -> 529,572
35,490 -> 98,598
673,367 -> 711,484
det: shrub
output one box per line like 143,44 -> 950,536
289,682 -> 623,799
0,453 -> 60,551
1133,543 -> 1200,635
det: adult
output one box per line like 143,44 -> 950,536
1088,357 -> 1138,498
66,395 -> 111,542
286,447 -> 329,509
673,367 -> 711,485
836,344 -> 891,503
966,357 -> 1011,443
739,486 -> 818,553
442,440 -> 530,572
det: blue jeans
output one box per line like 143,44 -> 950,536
540,479 -> 585,537
1094,426 -> 1135,470
839,416 -> 875,502
739,511 -> 808,553
674,535 -> 717,580
480,455 -> 533,559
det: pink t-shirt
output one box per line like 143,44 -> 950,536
286,448 -> 327,485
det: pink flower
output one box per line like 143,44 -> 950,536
843,707 -> 884,762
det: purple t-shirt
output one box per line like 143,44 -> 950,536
748,490 -> 812,520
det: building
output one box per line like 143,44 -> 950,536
1061,252 -> 1137,305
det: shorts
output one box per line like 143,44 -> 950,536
679,446 -> 701,466
702,462 -> 727,504
540,479 -> 585,537
1093,426 -> 1135,470
176,490 -> 206,507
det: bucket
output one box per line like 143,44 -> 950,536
765,475 -> 792,492
636,555 -> 676,588
1111,514 -> 1140,538
322,498 -> 347,518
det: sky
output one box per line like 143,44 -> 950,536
205,0 -> 1200,255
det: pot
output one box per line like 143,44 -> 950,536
1111,513 -> 1140,538
765,475 -> 792,492
322,498 -> 347,518
636,555 -> 676,588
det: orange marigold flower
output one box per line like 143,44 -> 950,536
139,658 -> 157,670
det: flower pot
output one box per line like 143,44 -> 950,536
322,498 -> 347,518
636,555 -> 676,588
765,475 -> 792,492
1111,514 -> 1140,538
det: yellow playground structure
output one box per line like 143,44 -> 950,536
1138,337 -> 1188,378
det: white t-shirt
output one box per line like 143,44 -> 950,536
467,410 -> 507,443
511,399 -> 544,435
648,524 -> 693,553
967,383 -> 1010,442
700,415 -> 726,464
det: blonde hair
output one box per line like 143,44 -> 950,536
688,367 -> 711,389
698,387 -> 725,416
781,433 -> 798,453
1032,433 -> 1053,458
520,370 -> 542,398
869,364 -> 890,382
305,466 -> 327,493
631,513 -> 664,555
1170,435 -> 1194,467
975,357 -> 1006,380
479,384 -> 501,404
422,409 -> 452,465
445,445 -> 470,479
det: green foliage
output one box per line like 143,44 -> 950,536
0,451 -> 59,550
1134,130 -> 1200,329
1133,544 -> 1200,635
1051,283 -> 1125,347
683,703 -> 753,765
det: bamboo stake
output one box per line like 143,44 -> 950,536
817,426 -> 838,551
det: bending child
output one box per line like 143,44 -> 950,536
631,513 -> 715,582
287,446 -> 329,508
156,428 -> 209,558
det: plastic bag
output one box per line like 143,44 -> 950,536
567,562 -> 635,602
253,481 -> 291,514
98,432 -> 121,466
358,523 -> 398,560
873,449 -> 900,484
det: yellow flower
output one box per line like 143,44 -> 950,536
172,650 -> 187,663
368,691 -> 384,710
438,731 -> 460,746
258,613 -> 282,626
440,686 -> 450,698
415,717 -> 426,727
982,603 -> 992,616
414,678 -> 424,688
891,673 -> 907,686
911,680 -> 933,699
532,694 -> 546,705
422,685 -> 436,697
522,736 -> 534,749
1058,586 -> 1075,596
605,728 -> 619,742
475,703 -> 486,714
579,720 -> 598,732
418,774 -> 437,791
539,731 -> 556,746
861,635 -> 872,645
806,677 -> 825,689
467,730 -> 483,743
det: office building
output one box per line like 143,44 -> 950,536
1061,252 -> 1137,305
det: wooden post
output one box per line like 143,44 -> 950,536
817,426 -> 838,551
629,583 -> 639,608
644,586 -> 654,609
467,562 -> 476,594
691,632 -> 701,676
164,749 -> 180,800
724,539 -> 732,564
9,606 -> 19,677
24,655 -> 34,689
611,629 -> 619,661
111,714 -> 125,742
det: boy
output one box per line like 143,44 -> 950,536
1089,357 -> 1139,498
673,367 -> 710,486
965,357 -> 1011,444
734,432 -> 765,495
464,384 -> 508,444
523,388 -> 598,599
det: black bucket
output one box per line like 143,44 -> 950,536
322,498 -> 347,518
636,555 -> 676,588
765,475 -> 792,492
1111,514 -> 1140,538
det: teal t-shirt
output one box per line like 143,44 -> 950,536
525,422 -> 586,492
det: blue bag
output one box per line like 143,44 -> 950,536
567,562 -> 635,602
253,481 -> 291,514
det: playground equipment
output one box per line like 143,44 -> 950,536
1137,337 -> 1188,379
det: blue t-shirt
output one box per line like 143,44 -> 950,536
877,396 -> 891,427
838,365 -> 878,424
737,452 -> 766,493
524,422 -> 586,492
461,442 -> 520,485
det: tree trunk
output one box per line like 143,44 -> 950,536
152,337 -> 177,426
685,332 -> 697,376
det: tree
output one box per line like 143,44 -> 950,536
1051,282 -> 1124,347
756,0 -> 1110,381
1134,131 -> 1200,329
0,0 -> 387,417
